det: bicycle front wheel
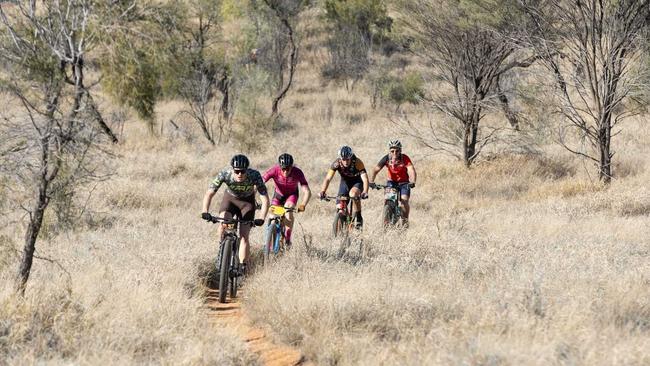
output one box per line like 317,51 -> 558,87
383,201 -> 396,228
230,247 -> 239,299
218,237 -> 234,303
332,212 -> 346,238
264,223 -> 276,267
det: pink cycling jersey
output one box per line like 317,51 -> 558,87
262,164 -> 309,204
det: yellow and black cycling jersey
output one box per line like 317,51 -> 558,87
327,155 -> 366,180
209,167 -> 268,198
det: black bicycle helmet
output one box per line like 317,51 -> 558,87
230,154 -> 250,169
278,153 -> 294,168
338,145 -> 353,159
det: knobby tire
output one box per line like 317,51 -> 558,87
230,239 -> 239,299
219,237 -> 234,303
383,201 -> 397,229
264,223 -> 274,267
332,212 -> 343,238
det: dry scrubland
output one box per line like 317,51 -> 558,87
2,9 -> 650,366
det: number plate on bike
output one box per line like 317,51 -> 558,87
384,188 -> 398,200
270,205 -> 286,216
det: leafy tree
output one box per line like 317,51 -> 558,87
96,0 -> 184,135
322,0 -> 392,85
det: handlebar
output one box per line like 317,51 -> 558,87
269,205 -> 299,216
320,195 -> 362,202
371,182 -> 413,190
207,215 -> 255,225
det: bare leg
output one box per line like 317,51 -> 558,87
284,202 -> 296,244
217,210 -> 227,240
349,187 -> 362,227
239,224 -> 252,265
400,195 -> 410,218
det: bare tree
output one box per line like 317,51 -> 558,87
259,0 -> 307,117
0,0 -> 113,295
171,0 -> 231,145
521,0 -> 650,183
399,0 -> 538,167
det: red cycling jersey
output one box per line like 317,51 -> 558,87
377,154 -> 413,183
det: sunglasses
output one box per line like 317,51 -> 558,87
281,166 -> 293,171
389,149 -> 400,153
233,169 -> 246,175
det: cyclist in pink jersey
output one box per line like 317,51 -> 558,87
262,153 -> 311,246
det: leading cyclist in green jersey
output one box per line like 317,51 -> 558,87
201,154 -> 269,271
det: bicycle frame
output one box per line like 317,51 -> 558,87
373,183 -> 409,227
264,205 -> 296,256
209,216 -> 253,303
323,195 -> 360,237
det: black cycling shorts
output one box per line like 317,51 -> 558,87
218,192 -> 256,220
337,177 -> 363,197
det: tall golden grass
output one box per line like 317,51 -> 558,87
1,7 -> 649,365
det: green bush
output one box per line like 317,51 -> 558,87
371,72 -> 425,108
324,0 -> 392,42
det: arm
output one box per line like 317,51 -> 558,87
202,189 -> 216,213
253,171 -> 270,219
360,171 -> 369,195
300,185 -> 312,207
407,164 -> 417,185
203,170 -> 224,213
369,164 -> 382,184
258,193 -> 270,220
320,169 -> 335,195
262,166 -> 274,183
370,155 -> 387,185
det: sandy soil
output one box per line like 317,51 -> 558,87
205,289 -> 312,366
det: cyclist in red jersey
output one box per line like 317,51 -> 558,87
368,140 -> 417,226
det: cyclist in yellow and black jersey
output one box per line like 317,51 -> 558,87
201,154 -> 269,271
319,146 -> 369,229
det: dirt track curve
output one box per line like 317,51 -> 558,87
206,289 -> 311,366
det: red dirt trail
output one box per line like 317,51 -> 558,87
205,289 -> 312,366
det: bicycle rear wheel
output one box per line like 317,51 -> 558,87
218,237 -> 234,303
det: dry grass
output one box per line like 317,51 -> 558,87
1,6 -> 650,366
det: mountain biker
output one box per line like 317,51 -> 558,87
262,153 -> 312,247
201,154 -> 269,273
368,139 -> 417,227
319,145 -> 369,229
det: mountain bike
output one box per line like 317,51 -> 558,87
263,205 -> 298,266
208,215 -> 254,303
321,195 -> 363,256
372,182 -> 411,229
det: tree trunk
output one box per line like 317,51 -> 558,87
496,77 -> 519,130
271,18 -> 298,117
15,138 -> 51,295
463,121 -> 478,168
598,114 -> 613,184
